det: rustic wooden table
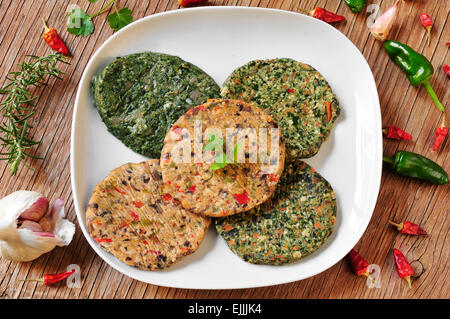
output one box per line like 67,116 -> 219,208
0,0 -> 448,299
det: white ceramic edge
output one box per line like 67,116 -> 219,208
71,6 -> 382,290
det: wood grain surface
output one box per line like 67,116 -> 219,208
0,0 -> 448,299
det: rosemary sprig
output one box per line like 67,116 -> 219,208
0,54 -> 69,176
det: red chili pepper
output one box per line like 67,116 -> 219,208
446,42 -> 450,47
389,220 -> 427,235
187,185 -> 196,192
393,248 -> 414,288
42,19 -> 69,56
299,7 -> 346,24
178,0 -> 205,7
286,88 -> 295,93
433,115 -> 448,151
233,190 -> 250,205
419,13 -> 433,47
443,64 -> 450,77
347,249 -> 370,276
382,126 -> 412,141
20,270 -> 75,286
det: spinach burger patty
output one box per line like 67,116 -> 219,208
216,160 -> 336,265
221,58 -> 341,158
92,52 -> 220,158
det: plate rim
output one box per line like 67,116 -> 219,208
70,6 -> 382,289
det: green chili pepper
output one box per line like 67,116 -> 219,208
384,40 -> 444,112
344,0 -> 367,13
383,151 -> 448,185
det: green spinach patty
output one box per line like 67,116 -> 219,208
92,52 -> 220,157
221,58 -> 341,158
216,160 -> 336,265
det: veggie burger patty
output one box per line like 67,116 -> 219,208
86,159 -> 211,271
92,51 -> 220,158
160,99 -> 285,218
216,160 -> 336,265
221,58 -> 341,158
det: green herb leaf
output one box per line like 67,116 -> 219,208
67,8 -> 94,37
88,0 -> 99,2
107,7 -> 133,32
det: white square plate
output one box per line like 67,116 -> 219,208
71,6 -> 382,289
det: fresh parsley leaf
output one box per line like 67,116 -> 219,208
107,7 -> 133,32
88,0 -> 99,2
67,8 -> 94,37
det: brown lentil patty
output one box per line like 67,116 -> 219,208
86,159 -> 210,271
221,58 -> 341,158
160,99 -> 285,217
216,160 -> 337,265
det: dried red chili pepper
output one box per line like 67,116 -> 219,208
298,7 -> 346,24
419,13 -> 433,47
347,249 -> 369,276
20,270 -> 75,286
433,115 -> 448,151
42,19 -> 69,56
443,65 -> 450,77
389,220 -> 427,235
393,248 -> 414,288
382,126 -> 412,141
178,0 -> 205,7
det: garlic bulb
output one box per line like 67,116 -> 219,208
370,0 -> 400,41
0,191 -> 75,262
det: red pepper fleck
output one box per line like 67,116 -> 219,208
382,126 -> 412,141
131,201 -> 144,208
389,221 -> 427,235
433,115 -> 448,151
20,270 -> 75,286
194,172 -> 200,176
130,211 -> 139,222
443,64 -> 450,77
300,7 -> 346,24
326,102 -> 332,122
393,248 -> 414,288
42,19 -> 69,55
233,190 -> 250,205
446,42 -> 450,47
267,174 -> 279,183
286,88 -> 295,93
162,193 -> 172,202
419,13 -> 433,46
347,249 -> 370,277
114,187 -> 126,195
95,238 -> 112,244
188,185 -> 196,192
174,185 -> 185,193
171,125 -> 184,134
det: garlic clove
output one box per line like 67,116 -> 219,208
18,220 -> 43,232
39,198 -> 63,232
370,0 -> 400,41
32,232 -> 55,238
19,197 -> 49,222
